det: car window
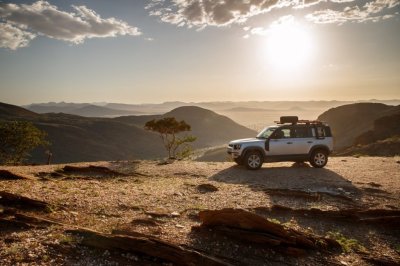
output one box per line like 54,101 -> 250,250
273,128 -> 291,139
282,128 -> 291,138
311,126 -> 331,138
257,127 -> 277,139
293,126 -> 311,138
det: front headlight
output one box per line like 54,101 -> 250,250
233,144 -> 242,150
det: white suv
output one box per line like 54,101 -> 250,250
227,116 -> 333,170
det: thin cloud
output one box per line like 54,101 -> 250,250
147,0 -> 400,28
147,0 -> 296,28
0,22 -> 35,50
0,1 -> 141,50
305,0 -> 400,24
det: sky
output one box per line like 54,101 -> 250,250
0,0 -> 399,105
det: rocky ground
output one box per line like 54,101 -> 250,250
0,157 -> 399,265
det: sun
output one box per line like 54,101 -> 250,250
265,21 -> 313,71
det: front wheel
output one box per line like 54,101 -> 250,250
245,151 -> 263,170
309,150 -> 328,168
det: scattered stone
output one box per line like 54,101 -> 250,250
363,187 -> 388,194
131,218 -> 161,227
261,188 -> 354,202
197,184 -> 219,193
157,159 -> 175,165
174,172 -> 189,176
361,254 -> 400,266
171,212 -> 180,217
262,188 -> 321,201
367,182 -> 382,187
145,208 -> 171,218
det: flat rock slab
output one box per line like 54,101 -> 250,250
196,208 -> 341,254
197,183 -> 219,193
67,228 -> 231,266
0,191 -> 51,212
59,165 -> 127,178
260,205 -> 400,226
0,170 -> 31,180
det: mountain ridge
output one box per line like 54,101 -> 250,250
318,103 -> 400,150
0,102 -> 255,163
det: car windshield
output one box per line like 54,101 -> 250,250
256,126 -> 277,139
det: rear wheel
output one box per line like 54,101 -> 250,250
245,151 -> 263,170
309,149 -> 328,168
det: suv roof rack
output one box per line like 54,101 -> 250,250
274,116 -> 326,125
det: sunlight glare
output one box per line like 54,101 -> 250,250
266,21 -> 313,71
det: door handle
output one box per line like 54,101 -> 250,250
287,142 -> 293,144
307,141 -> 313,143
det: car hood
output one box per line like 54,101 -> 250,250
229,138 -> 265,144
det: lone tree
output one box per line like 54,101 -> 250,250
0,121 -> 48,165
144,117 -> 196,159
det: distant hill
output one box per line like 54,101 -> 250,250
354,114 -> 400,145
337,136 -> 400,156
223,107 -> 273,112
68,105 -> 142,117
113,115 -> 161,127
336,114 -> 400,156
318,103 -> 400,150
0,102 -> 40,120
115,106 -> 257,148
27,103 -> 141,117
164,106 -> 256,148
27,103 -> 90,114
0,103 -> 255,163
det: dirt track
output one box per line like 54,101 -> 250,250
0,157 -> 399,265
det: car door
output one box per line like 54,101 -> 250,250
290,125 -> 315,154
268,127 -> 297,155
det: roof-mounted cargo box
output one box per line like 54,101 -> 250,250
279,116 -> 298,124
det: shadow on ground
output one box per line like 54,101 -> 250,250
210,162 -> 360,201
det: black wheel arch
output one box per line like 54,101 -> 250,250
242,147 -> 266,160
309,145 -> 330,156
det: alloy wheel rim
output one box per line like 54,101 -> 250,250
314,153 -> 326,166
248,155 -> 261,168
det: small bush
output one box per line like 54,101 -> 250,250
326,231 -> 367,253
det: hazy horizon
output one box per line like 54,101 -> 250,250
10,98 -> 400,107
1,1 -> 399,105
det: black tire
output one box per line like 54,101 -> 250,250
244,151 -> 263,170
309,149 -> 328,168
234,157 -> 243,165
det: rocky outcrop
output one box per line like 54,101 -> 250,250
194,208 -> 341,256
